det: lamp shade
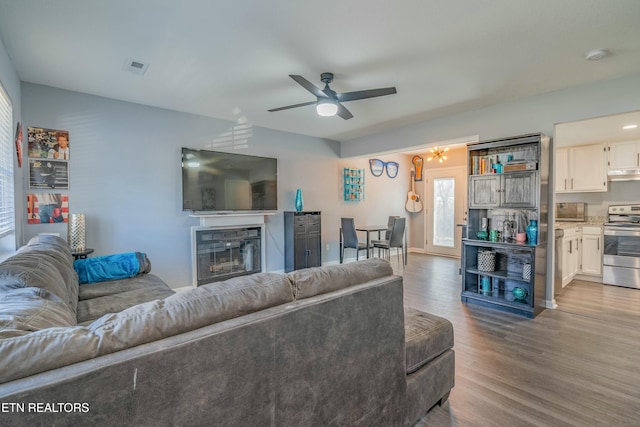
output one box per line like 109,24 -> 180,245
68,213 -> 86,252
316,98 -> 338,116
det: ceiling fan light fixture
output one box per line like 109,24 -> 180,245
316,98 -> 338,117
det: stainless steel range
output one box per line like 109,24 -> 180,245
603,204 -> 640,289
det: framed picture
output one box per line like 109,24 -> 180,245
27,193 -> 68,224
27,127 -> 70,160
29,159 -> 69,189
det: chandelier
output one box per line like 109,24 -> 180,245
427,146 -> 449,163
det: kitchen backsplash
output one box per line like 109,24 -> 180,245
555,180 -> 640,217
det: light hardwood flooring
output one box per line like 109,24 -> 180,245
393,253 -> 640,427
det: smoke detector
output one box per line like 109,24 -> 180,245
584,49 -> 609,61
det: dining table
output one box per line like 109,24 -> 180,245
355,225 -> 389,259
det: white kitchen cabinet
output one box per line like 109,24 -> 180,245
555,148 -> 570,193
608,140 -> 640,170
561,227 -> 580,287
555,144 -> 608,193
580,226 -> 602,276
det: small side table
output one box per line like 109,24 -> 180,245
72,248 -> 94,260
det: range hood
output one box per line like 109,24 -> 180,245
608,169 -> 640,181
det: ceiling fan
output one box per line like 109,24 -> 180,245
268,73 -> 397,120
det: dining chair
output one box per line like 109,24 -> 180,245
373,217 -> 406,266
371,215 -> 400,257
340,217 -> 370,263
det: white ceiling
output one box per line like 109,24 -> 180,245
1,0 -> 639,143
555,110 -> 640,147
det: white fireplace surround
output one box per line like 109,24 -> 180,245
189,213 -> 274,287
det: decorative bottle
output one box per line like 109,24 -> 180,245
526,219 -> 538,245
295,189 -> 304,212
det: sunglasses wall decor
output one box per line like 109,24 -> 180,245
369,159 -> 399,178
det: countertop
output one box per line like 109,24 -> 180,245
555,221 -> 605,230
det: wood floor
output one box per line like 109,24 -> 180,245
393,253 -> 640,427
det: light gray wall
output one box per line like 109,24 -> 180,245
19,83 -> 407,287
0,36 -> 21,254
15,72 -> 640,290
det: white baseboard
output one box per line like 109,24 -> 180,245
172,286 -> 194,293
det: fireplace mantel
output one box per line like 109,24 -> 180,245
190,212 -> 276,228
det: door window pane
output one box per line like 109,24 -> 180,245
433,177 -> 455,248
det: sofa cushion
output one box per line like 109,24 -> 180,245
86,272 -> 294,354
0,272 -> 294,384
76,274 -> 175,324
78,273 -> 169,301
288,258 -> 393,300
0,287 -> 77,339
0,244 -> 79,318
0,326 -> 100,384
404,307 -> 454,374
24,235 -> 78,290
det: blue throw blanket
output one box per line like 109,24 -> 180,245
74,252 -> 150,284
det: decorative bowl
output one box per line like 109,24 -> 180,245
512,287 -> 528,300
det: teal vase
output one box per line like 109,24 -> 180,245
295,189 -> 304,212
526,220 -> 538,245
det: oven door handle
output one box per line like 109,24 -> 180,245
604,227 -> 640,237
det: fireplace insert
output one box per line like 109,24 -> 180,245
193,227 -> 262,285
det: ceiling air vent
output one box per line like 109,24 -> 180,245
124,58 -> 149,75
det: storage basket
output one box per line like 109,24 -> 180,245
477,250 -> 496,272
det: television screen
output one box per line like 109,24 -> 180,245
181,148 -> 278,212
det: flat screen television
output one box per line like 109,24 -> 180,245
181,148 -> 278,212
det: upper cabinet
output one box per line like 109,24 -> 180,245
469,172 -> 537,208
607,140 -> 640,181
608,140 -> 640,170
555,143 -> 607,193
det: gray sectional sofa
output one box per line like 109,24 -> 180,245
0,234 -> 454,426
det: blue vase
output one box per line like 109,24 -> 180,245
295,189 -> 304,212
526,220 -> 538,245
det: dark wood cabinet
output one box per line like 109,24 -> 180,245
462,133 -> 549,318
284,211 -> 322,272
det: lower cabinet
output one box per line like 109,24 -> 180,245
284,211 -> 322,272
561,227 -> 580,287
461,240 -> 543,318
557,225 -> 602,288
580,226 -> 603,276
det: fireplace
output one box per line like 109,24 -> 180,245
192,226 -> 262,285
190,213 -> 271,287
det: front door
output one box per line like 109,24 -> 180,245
424,166 -> 466,257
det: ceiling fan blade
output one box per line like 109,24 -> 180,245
268,100 -> 317,112
289,75 -> 327,98
336,103 -> 353,120
337,87 -> 397,102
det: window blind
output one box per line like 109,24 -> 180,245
0,83 -> 14,238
